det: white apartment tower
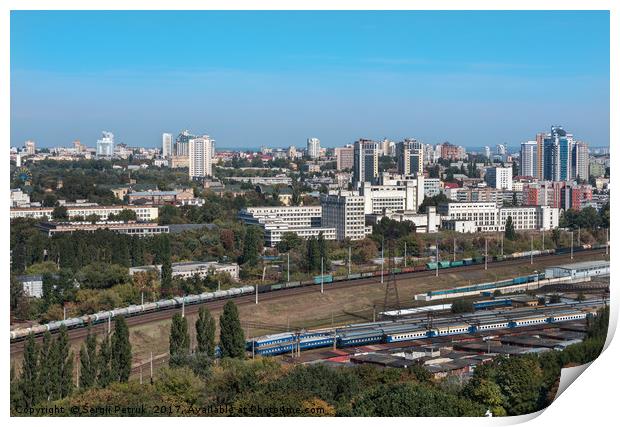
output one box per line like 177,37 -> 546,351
189,136 -> 215,178
485,166 -> 513,191
307,137 -> 321,159
572,141 -> 590,181
24,140 -> 36,155
520,141 -> 538,178
96,131 -> 114,157
162,133 -> 173,159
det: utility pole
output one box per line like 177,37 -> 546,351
181,297 -> 185,318
372,305 -> 376,322
530,235 -> 534,265
485,238 -> 488,270
381,238 -> 385,284
139,366 -> 143,385
287,252 -> 290,282
348,246 -> 352,275
542,230 -> 545,251
404,242 -> 407,267
141,292 -> 144,306
453,237 -> 456,262
578,226 -> 581,246
255,282 -> 258,304
108,315 -> 111,334
500,233 -> 504,257
75,353 -> 79,388
63,305 -> 66,321
570,231 -> 574,260
606,228 -> 609,255
218,280 -> 221,292
321,257 -> 324,294
435,239 -> 439,277
150,352 -> 153,381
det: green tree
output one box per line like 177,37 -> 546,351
169,313 -> 190,365
242,226 -> 263,265
97,334 -> 113,387
451,299 -> 474,314
160,257 -> 173,297
55,325 -> 74,398
504,216 -> 517,240
219,301 -> 245,359
111,317 -> 132,382
79,329 -> 98,389
196,307 -> 216,357
276,232 -> 302,253
17,333 -> 40,407
52,205 -> 69,220
38,331 -> 59,401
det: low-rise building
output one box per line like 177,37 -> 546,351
544,261 -> 610,280
36,221 -> 169,237
10,189 -> 30,208
129,261 -> 240,281
16,275 -> 43,298
10,205 -> 159,221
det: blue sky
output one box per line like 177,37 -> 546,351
11,11 -> 610,149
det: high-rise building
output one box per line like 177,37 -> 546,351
162,133 -> 173,159
572,141 -> 589,181
175,130 -> 194,157
24,140 -> 36,155
335,145 -> 354,171
307,137 -> 321,159
287,146 -> 297,159
439,142 -> 465,160
484,146 -> 491,159
73,140 -> 84,153
535,132 -> 545,180
543,126 -> 573,181
379,138 -> 395,156
520,140 -> 538,177
96,131 -> 114,157
189,136 -> 215,178
353,139 -> 379,186
485,166 -> 513,190
320,191 -> 370,240
397,138 -> 424,175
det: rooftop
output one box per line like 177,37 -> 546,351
550,260 -> 610,270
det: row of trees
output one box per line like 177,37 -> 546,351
12,317 -> 132,409
169,302 -> 245,368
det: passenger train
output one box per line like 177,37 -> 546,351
248,300 -> 601,356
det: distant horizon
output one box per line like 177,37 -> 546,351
11,11 -> 610,149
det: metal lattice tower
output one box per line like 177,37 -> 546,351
382,240 -> 401,314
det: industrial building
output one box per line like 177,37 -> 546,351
545,261 -> 610,280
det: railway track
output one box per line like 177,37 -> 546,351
10,247 -> 608,356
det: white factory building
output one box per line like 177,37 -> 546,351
437,202 -> 559,232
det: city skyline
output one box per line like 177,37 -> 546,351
11,11 -> 610,148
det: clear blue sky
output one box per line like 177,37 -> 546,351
11,10 -> 610,149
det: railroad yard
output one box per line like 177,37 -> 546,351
10,248 -> 609,378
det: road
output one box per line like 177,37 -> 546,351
10,247 -> 607,356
